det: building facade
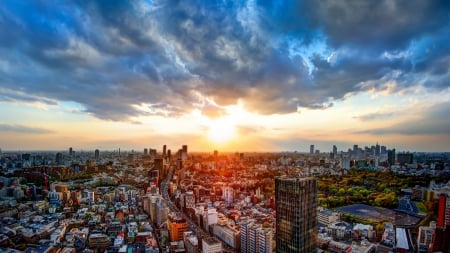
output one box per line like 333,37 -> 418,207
167,213 -> 188,242
275,176 -> 317,253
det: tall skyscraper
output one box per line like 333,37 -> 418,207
163,144 -> 167,157
309,145 -> 314,155
55,152 -> 63,165
332,145 -> 337,156
94,149 -> 100,160
275,176 -> 317,253
182,145 -> 188,160
375,143 -> 381,156
353,144 -> 359,156
387,149 -> 396,165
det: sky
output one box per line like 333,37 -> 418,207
1,0 -> 450,153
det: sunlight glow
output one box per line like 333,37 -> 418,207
207,118 -> 237,144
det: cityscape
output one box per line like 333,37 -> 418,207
0,145 -> 450,253
1,1 -> 450,253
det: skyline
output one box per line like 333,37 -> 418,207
1,1 -> 450,152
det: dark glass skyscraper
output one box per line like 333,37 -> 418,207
275,176 -> 317,253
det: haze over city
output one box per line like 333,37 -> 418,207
1,1 -> 450,152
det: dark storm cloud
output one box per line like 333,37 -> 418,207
301,0 -> 450,49
0,0 -> 449,121
355,102 -> 450,136
0,124 -> 54,134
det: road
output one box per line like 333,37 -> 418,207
160,164 -> 236,252
160,165 -> 209,239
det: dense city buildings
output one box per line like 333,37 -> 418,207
0,143 -> 449,252
275,176 -> 317,253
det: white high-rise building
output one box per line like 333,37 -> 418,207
203,207 -> 218,231
222,186 -> 233,203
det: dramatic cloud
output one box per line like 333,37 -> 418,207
301,0 -> 450,49
0,0 -> 449,121
0,124 -> 54,134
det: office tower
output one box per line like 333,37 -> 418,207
163,145 -> 167,157
332,145 -> 337,156
154,157 -> 163,172
387,149 -> 396,165
369,145 -> 375,155
150,194 -> 161,224
127,153 -> 134,164
55,152 -> 63,165
178,157 -> 183,170
353,144 -> 358,156
310,145 -> 314,155
156,200 -> 170,227
167,213 -> 188,242
222,186 -> 234,204
149,148 -> 157,158
144,148 -> 148,156
94,149 -> 99,160
275,176 -> 317,253
375,143 -> 380,156
397,153 -> 413,165
182,145 -> 188,160
69,147 -> 73,157
204,207 -> 218,232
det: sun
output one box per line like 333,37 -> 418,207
207,118 -> 237,144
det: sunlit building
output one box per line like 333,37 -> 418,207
168,213 -> 188,242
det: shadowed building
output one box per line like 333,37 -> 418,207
275,176 -> 317,253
